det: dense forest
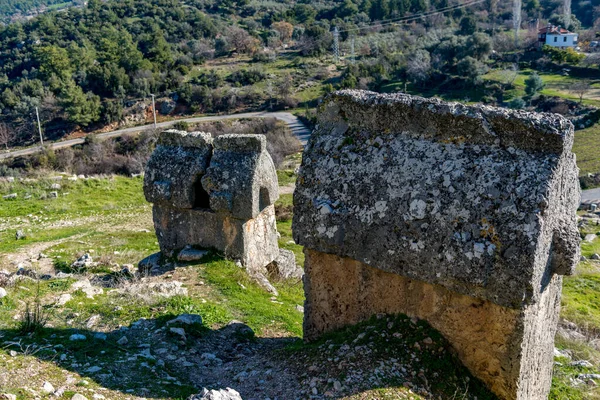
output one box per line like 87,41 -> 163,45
0,0 -> 75,22
0,0 -> 598,146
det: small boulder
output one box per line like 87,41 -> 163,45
188,388 -> 242,400
71,279 -> 103,299
170,327 -> 187,341
0,394 -> 17,400
138,252 -> 162,274
117,336 -> 128,346
177,246 -> 208,262
56,293 -> 72,306
0,288 -> 7,299
49,191 -> 58,198
71,254 -> 95,269
591,253 -> 600,260
15,230 -> 25,240
3,193 -> 17,200
42,381 -> 55,394
167,313 -> 203,326
71,394 -> 88,400
250,272 -> 278,296
69,334 -> 87,341
266,249 -> 303,280
585,234 -> 597,243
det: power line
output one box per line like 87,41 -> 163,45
337,0 -> 486,34
338,0 -> 484,32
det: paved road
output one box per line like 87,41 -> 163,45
0,111 -> 311,160
582,187 -> 600,205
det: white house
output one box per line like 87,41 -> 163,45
538,25 -> 578,49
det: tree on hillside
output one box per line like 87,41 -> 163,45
0,123 -> 13,150
459,16 -> 477,35
272,21 -> 294,43
524,72 -> 544,97
60,83 -> 101,127
457,56 -> 488,84
407,50 -> 431,84
571,81 -> 591,104
227,26 -> 259,55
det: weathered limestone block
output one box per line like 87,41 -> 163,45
144,130 -> 213,209
144,131 -> 280,274
202,134 -> 279,220
293,90 -> 580,400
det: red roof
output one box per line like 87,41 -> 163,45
538,25 -> 573,35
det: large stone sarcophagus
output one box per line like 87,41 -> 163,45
293,90 -> 580,399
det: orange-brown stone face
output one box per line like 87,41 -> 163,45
303,249 -> 562,400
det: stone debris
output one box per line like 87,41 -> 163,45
266,248 -> 303,280
56,293 -> 72,306
249,272 -> 278,296
177,246 -> 209,262
71,254 -> 95,269
293,90 -> 581,400
117,281 -> 187,300
71,279 -> 103,299
138,252 -> 162,274
188,388 -> 242,400
167,313 -> 203,326
41,381 -> 54,394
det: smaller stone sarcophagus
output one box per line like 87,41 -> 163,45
144,130 -> 280,274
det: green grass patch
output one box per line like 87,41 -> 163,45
562,273 -> 600,332
197,254 -> 304,336
573,124 -> 600,176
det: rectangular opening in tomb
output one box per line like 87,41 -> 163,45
193,177 -> 212,210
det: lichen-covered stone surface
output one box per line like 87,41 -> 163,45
202,134 -> 279,220
144,130 -> 213,209
293,90 -> 580,309
293,90 -> 581,400
144,130 -> 280,274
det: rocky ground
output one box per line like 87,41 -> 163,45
0,174 -> 599,399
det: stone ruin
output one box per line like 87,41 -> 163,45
293,90 -> 581,400
143,130 -> 299,282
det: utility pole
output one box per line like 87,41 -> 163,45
151,94 -> 157,129
333,27 -> 340,64
35,107 -> 43,147
563,0 -> 571,29
513,0 -> 522,48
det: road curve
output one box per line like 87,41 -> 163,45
0,111 -> 312,160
